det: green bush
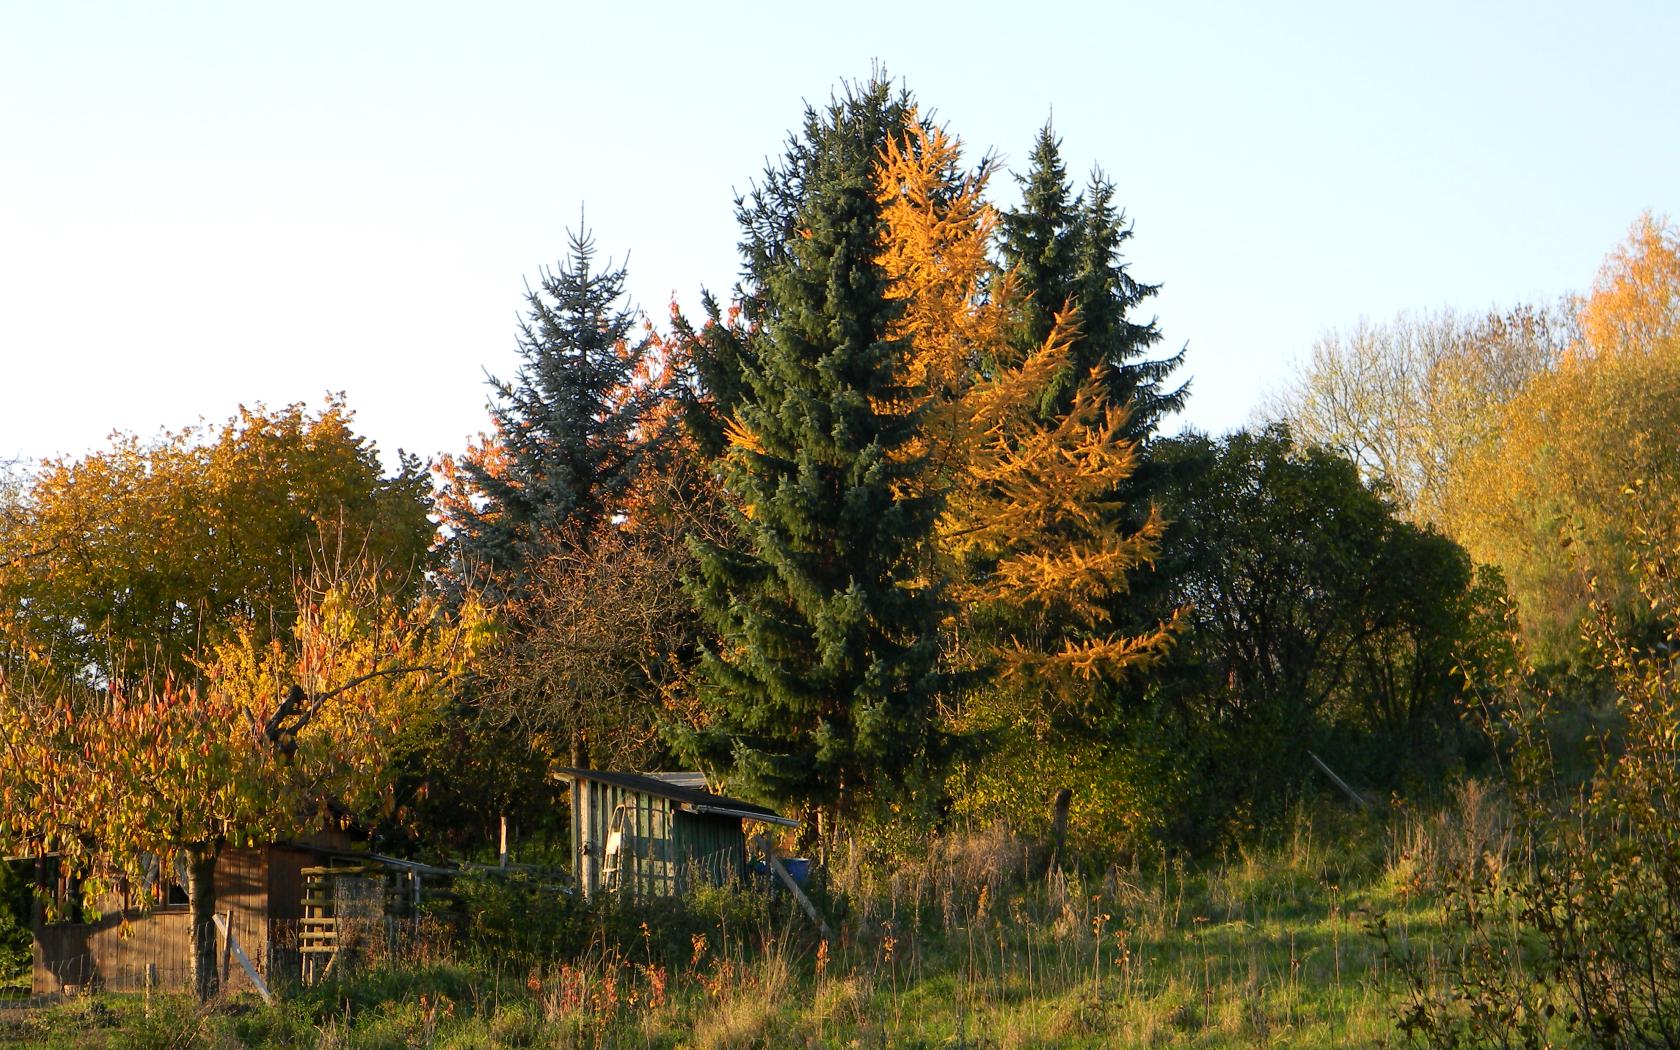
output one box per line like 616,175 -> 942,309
446,868 -> 591,964
1389,508 -> 1680,1048
0,861 -> 31,987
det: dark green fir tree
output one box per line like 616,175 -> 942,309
998,125 -> 1186,439
679,78 -> 948,843
451,223 -> 649,588
997,125 -> 1081,366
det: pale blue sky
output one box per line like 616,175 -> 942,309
3,1 -> 1675,469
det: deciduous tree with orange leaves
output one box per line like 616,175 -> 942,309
0,564 -> 484,1002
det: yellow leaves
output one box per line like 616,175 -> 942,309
871,115 -> 1172,694
2,398 -> 433,686
1579,212 -> 1680,359
1442,214 -> 1680,660
722,415 -> 768,458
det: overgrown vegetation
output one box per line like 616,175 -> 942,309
0,808 -> 1474,1048
0,67 -> 1676,1048
0,864 -> 29,994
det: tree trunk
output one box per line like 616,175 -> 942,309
1047,787 -> 1072,874
185,845 -> 221,1003
30,858 -> 44,973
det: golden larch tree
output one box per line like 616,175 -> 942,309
875,116 -> 1175,696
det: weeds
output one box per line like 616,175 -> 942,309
0,805 -> 1483,1048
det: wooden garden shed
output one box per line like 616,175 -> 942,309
557,769 -> 796,897
28,835 -> 439,996
30,841 -> 334,995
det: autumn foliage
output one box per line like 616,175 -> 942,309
875,117 -> 1174,692
1444,213 -> 1680,659
0,76 -> 1675,1018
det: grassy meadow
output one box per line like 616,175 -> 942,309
0,786 -> 1524,1049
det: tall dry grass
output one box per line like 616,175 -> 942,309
12,801 -> 1509,1048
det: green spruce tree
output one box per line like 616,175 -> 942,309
452,223 -> 649,587
998,125 -> 1186,437
680,78 -> 947,842
1071,174 -> 1186,441
997,126 -> 1081,367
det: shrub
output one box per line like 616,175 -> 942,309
0,861 -> 30,987
1388,499 -> 1680,1047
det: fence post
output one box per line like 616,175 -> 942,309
220,911 -> 233,991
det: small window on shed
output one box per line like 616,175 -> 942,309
139,853 -> 191,908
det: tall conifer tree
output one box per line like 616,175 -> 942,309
998,128 -> 1080,365
1071,175 -> 1185,441
998,126 -> 1186,438
448,224 -> 648,587
681,79 -> 947,837
998,127 -> 1188,724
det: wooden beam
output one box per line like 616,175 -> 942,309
219,910 -> 233,989
1308,751 -> 1368,809
213,913 -> 273,1004
753,835 -> 832,941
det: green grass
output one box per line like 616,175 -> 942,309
0,798 -> 1500,1049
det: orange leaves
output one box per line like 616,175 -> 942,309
873,115 -> 1170,692
876,115 -> 1006,400
722,415 -> 768,459
1579,212 -> 1680,359
0,561 -> 475,915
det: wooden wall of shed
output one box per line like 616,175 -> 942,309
568,778 -> 750,897
571,780 -> 677,897
32,848 -> 272,995
263,846 -> 318,985
671,812 -> 747,889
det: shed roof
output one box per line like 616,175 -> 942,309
554,768 -> 797,827
647,771 -> 710,791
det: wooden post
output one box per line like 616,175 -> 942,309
576,780 -> 598,897
1308,751 -> 1368,809
220,909 -> 233,990
1047,787 -> 1072,874
499,815 -> 509,869
30,857 -> 44,985
753,835 -> 833,941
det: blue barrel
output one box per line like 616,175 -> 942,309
781,858 -> 810,885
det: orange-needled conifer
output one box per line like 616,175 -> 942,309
875,117 -> 1176,699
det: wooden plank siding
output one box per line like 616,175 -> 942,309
568,774 -> 750,898
575,777 -> 671,897
672,811 -> 747,889
264,846 -> 317,985
33,848 -> 273,995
